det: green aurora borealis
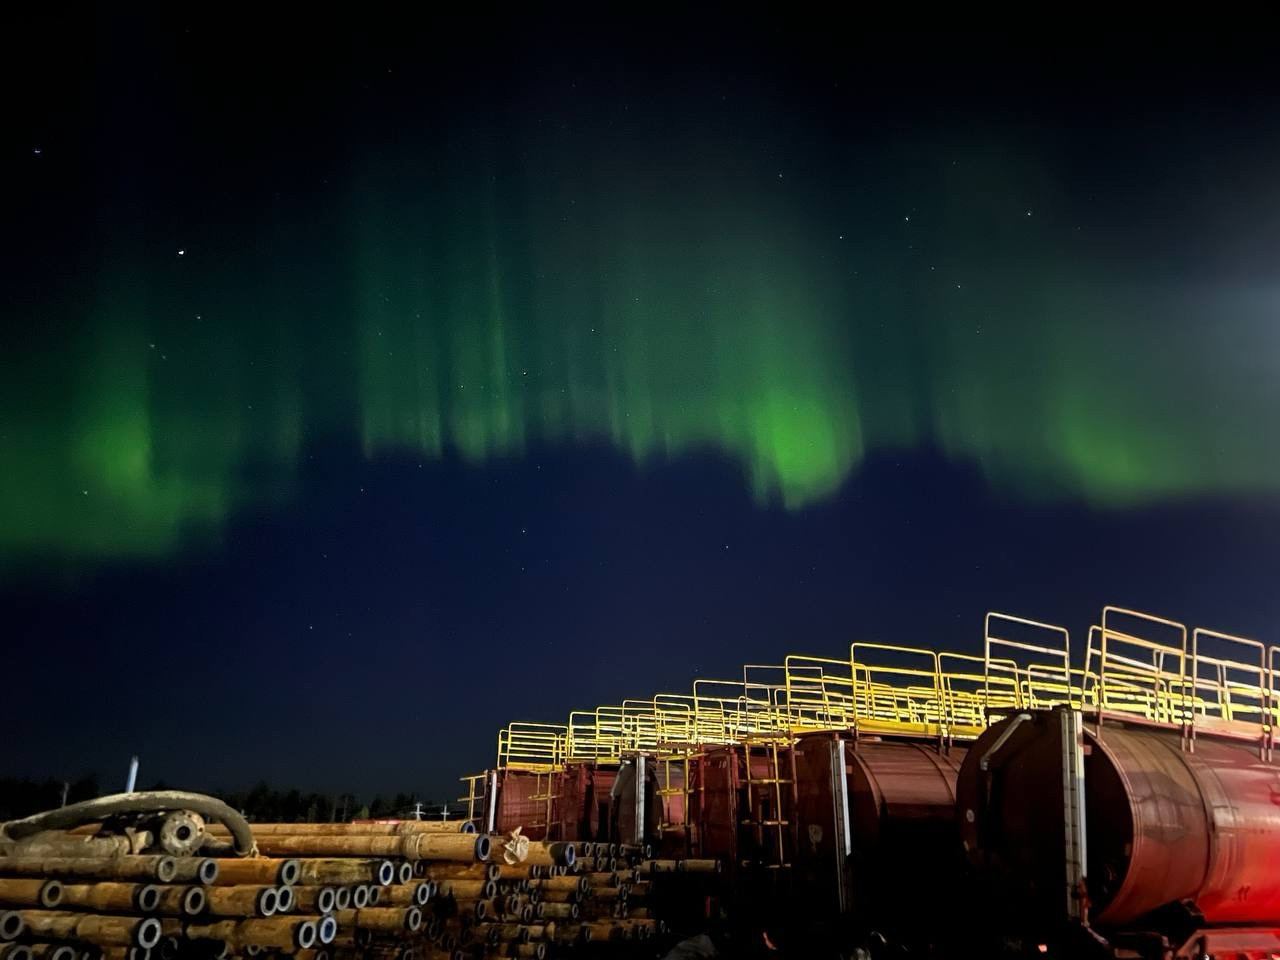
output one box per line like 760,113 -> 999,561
6,101 -> 1280,563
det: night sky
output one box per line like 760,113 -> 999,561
5,16 -> 1280,799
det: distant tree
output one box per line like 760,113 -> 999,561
68,774 -> 99,804
0,775 -> 107,820
0,776 -> 431,826
244,781 -> 273,820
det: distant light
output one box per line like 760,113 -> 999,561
177,248 -> 185,256
1037,946 -> 1047,954
32,146 -> 42,156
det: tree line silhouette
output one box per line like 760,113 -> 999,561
0,776 -> 454,823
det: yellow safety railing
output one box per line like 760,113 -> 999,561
621,699 -> 663,753
482,606 -> 1280,785
497,722 -> 566,771
1271,646 -> 1280,759
984,612 -> 1076,721
741,663 -> 791,711
691,679 -> 787,743
458,773 -> 489,830
850,643 -> 948,738
782,654 -> 856,732
1188,626 -> 1270,755
653,694 -> 705,745
938,652 -> 1002,737
566,708 -> 623,762
1086,607 -> 1189,727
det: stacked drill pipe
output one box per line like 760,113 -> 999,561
0,808 -> 547,960
0,826 -> 332,959
1,794 -> 711,960
204,821 -> 523,960
414,839 -> 702,958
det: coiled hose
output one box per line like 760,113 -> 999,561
0,790 -> 255,857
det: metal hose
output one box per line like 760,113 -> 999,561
0,790 -> 256,857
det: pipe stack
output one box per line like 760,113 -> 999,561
203,821 -> 518,958
1,803 -> 715,959
0,816 -> 517,960
415,840 -> 702,957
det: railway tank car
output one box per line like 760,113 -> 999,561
467,607 -> 1278,959
958,707 -> 1280,960
791,731 -> 971,950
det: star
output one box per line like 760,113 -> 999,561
177,249 -> 185,256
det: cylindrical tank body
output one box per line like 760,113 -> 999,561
609,758 -> 663,846
688,744 -> 793,866
848,740 -> 968,851
494,771 -> 550,840
957,710 -> 1280,932
792,732 -> 967,937
553,763 -> 618,842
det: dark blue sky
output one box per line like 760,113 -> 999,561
4,16 -> 1280,799
7,442 -> 1278,797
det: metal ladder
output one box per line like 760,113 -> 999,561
530,769 -> 561,839
741,738 -> 792,869
655,746 -> 693,851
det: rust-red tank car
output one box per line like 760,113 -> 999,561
556,762 -> 617,842
491,764 -> 618,841
793,731 -> 968,936
686,744 -> 794,868
492,768 -> 549,839
608,758 -> 663,846
958,708 -> 1280,944
654,760 -> 688,854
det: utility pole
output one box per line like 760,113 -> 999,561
125,757 -> 139,794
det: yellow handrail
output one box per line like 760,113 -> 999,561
476,606 -> 1280,792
